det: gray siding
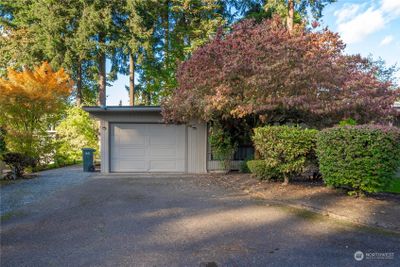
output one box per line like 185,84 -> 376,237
100,120 -> 109,173
187,122 -> 207,173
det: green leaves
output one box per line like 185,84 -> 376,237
0,128 -> 6,155
55,106 -> 99,162
209,123 -> 237,170
0,62 -> 72,159
316,125 -> 400,194
252,125 -> 318,183
247,159 -> 283,181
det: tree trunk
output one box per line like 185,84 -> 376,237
163,0 -> 170,70
146,92 -> 151,106
282,174 -> 289,185
129,52 -> 135,106
287,0 -> 294,32
76,61 -> 83,106
97,33 -> 106,106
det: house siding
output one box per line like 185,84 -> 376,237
100,120 -> 109,173
187,122 -> 207,173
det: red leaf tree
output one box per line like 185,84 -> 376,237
162,17 -> 399,127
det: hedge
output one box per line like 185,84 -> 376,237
252,126 -> 318,184
247,160 -> 282,180
316,125 -> 400,194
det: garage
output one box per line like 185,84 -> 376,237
110,123 -> 186,172
83,106 -> 207,174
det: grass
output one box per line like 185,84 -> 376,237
384,178 -> 400,194
31,160 -> 82,172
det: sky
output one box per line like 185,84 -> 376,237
106,0 -> 400,106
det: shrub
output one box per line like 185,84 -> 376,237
247,160 -> 282,181
316,125 -> 400,195
239,160 -> 250,173
239,155 -> 254,173
2,152 -> 37,179
55,106 -> 98,162
209,123 -> 237,171
252,126 -> 318,184
338,118 -> 357,126
0,127 -> 6,155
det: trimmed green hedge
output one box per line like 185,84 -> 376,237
252,126 -> 318,184
316,125 -> 400,194
247,160 -> 282,180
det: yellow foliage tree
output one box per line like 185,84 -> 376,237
0,62 -> 72,159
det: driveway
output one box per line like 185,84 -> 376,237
0,165 -> 91,216
1,172 -> 399,267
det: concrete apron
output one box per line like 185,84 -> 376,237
93,172 -> 210,179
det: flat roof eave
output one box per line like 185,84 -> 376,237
82,106 -> 162,113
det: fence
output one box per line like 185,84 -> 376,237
207,144 -> 254,171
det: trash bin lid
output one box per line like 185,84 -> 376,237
82,148 -> 96,152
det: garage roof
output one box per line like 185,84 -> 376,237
83,106 -> 161,113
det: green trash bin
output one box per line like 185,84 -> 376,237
82,148 -> 96,172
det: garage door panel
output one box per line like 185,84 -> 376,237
117,147 -> 146,158
119,132 -> 145,145
117,160 -> 147,171
149,147 -> 176,157
120,136 -> 145,145
149,136 -> 176,145
149,160 -> 177,171
147,124 -> 176,135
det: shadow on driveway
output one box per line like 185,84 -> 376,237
1,175 -> 399,266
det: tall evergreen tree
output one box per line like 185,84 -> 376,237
265,0 -> 336,30
133,0 -> 226,105
0,0 -> 98,105
122,0 -> 153,105
1,0 -> 337,106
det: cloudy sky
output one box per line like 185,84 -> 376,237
107,0 -> 400,105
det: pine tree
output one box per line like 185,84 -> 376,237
134,0 -> 226,105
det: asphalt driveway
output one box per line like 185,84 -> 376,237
0,165 -> 92,216
1,172 -> 399,267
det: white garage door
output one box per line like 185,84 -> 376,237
110,123 -> 186,172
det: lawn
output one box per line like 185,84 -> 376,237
385,177 -> 400,194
